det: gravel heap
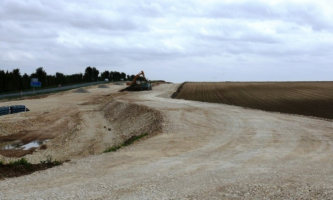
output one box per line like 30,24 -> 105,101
113,82 -> 125,85
73,88 -> 89,93
98,85 -> 109,88
103,100 -> 164,142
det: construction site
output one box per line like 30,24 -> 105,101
0,81 -> 333,199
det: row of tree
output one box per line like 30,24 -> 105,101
0,67 -> 135,93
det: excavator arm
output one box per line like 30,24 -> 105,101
126,70 -> 146,86
123,70 -> 152,91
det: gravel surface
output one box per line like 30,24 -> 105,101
73,88 -> 90,93
0,83 -> 333,199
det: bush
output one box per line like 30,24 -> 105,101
11,158 -> 31,166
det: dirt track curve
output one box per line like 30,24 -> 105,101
1,83 -> 333,199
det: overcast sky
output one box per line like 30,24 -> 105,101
0,0 -> 332,82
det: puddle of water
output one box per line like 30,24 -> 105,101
21,140 -> 49,150
0,140 -> 49,150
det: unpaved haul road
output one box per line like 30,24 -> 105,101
1,84 -> 333,199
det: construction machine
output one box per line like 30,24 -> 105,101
125,70 -> 152,91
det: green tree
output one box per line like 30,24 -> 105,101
0,70 -> 5,93
101,70 -> 110,80
56,72 -> 65,85
12,69 -> 22,91
92,67 -> 99,81
83,66 -> 93,82
22,73 -> 30,90
31,67 -> 47,87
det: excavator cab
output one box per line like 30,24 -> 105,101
125,70 -> 152,91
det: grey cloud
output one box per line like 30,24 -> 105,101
119,1 -> 165,18
67,16 -> 138,31
0,0 -> 332,82
209,2 -> 277,19
208,1 -> 333,31
197,31 -> 280,45
0,0 -> 141,32
0,0 -> 54,21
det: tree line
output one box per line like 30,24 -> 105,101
0,66 -> 136,93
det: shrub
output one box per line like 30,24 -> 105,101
12,158 -> 31,166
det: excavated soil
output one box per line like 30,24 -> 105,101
0,83 -> 333,199
0,84 -> 163,163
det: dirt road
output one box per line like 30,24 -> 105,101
1,83 -> 333,199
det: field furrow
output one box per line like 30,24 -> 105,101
173,82 -> 333,119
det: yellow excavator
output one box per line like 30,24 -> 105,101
125,70 -> 152,91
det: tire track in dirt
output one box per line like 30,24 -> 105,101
1,84 -> 333,199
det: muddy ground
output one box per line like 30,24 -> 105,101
0,83 -> 333,199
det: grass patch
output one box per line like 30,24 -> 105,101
123,133 -> 148,146
103,145 -> 122,153
0,157 -> 63,179
103,133 -> 149,153
10,158 -> 31,167
39,155 -> 61,165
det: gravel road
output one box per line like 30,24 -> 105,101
1,83 -> 333,199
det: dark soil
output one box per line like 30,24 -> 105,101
0,148 -> 37,157
98,84 -> 109,88
0,162 -> 60,180
171,82 -> 186,98
172,82 -> 333,120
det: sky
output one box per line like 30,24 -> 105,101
0,0 -> 332,83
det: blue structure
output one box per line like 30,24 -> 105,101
0,105 -> 28,116
10,105 -> 27,114
0,106 -> 10,116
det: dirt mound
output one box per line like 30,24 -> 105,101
113,82 -> 125,85
171,82 -> 186,98
103,100 -> 164,144
73,88 -> 89,93
98,85 -> 109,88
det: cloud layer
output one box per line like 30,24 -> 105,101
1,0 -> 332,82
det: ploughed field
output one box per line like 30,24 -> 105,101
173,82 -> 333,120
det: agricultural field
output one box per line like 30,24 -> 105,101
173,82 -> 333,120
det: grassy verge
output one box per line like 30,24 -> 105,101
104,133 -> 148,153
